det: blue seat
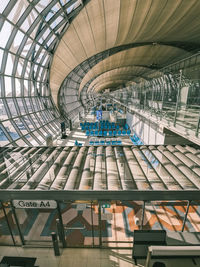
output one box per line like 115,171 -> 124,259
94,130 -> 98,136
124,124 -> 129,130
100,140 -> 105,145
116,125 -> 120,130
122,130 -> 126,135
103,131 -> 107,137
127,130 -> 131,135
106,140 -> 111,145
108,131 -> 112,137
75,140 -> 78,146
95,140 -> 99,145
117,130 -> 121,136
89,141 -> 94,145
113,130 -> 117,136
98,130 -> 103,136
90,131 -> 94,136
86,130 -> 90,136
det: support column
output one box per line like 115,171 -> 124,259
140,201 -> 146,230
174,70 -> 182,127
98,203 -> 102,247
10,202 -> 25,245
56,201 -> 67,248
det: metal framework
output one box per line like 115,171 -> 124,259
0,0 -> 87,146
0,145 -> 200,201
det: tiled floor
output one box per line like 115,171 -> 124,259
0,246 -> 199,267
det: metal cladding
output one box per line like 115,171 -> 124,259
0,145 -> 200,194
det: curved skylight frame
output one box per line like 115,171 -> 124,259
0,0 -> 84,146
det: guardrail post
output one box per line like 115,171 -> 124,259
51,232 -> 60,256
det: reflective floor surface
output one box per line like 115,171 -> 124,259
0,246 -> 199,267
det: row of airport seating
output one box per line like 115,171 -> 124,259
89,140 -> 122,146
81,124 -> 120,130
86,129 -> 131,137
80,121 -> 129,131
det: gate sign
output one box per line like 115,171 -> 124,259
12,200 -> 57,209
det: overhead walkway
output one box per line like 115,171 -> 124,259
0,145 -> 200,201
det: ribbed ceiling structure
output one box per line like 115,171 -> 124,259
53,0 -> 200,119
1,0 -> 200,145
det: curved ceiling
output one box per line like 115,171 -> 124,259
79,44 -> 191,94
50,0 -> 200,107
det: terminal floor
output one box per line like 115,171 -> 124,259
55,126 -> 133,146
0,246 -> 199,267
1,202 -> 200,247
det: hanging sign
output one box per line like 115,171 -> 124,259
102,204 -> 111,208
12,200 -> 57,209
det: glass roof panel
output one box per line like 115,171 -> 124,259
19,37 -> 32,57
7,0 -> 28,24
0,0 -> 9,13
9,30 -> 25,53
4,76 -> 12,97
5,53 -> 14,75
0,0 -> 85,146
20,8 -> 38,33
59,0 -> 71,6
0,21 -> 13,48
67,0 -> 81,14
34,0 -> 54,13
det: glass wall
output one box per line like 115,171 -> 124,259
0,0 -> 84,146
0,201 -> 21,245
110,52 -> 200,142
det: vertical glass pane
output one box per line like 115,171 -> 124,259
4,76 -> 12,97
9,30 -> 25,54
0,202 -> 21,245
7,2 -> 27,23
20,9 -> 38,34
14,207 -> 57,245
35,0 -> 53,13
0,0 -> 9,13
184,202 -> 200,232
61,201 -> 97,247
5,53 -> 15,75
0,124 -> 9,146
0,99 -> 8,120
16,98 -> 25,114
0,21 -> 13,48
2,120 -> 20,140
101,201 -> 142,248
6,98 -> 18,117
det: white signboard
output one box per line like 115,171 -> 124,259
12,200 -> 57,209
